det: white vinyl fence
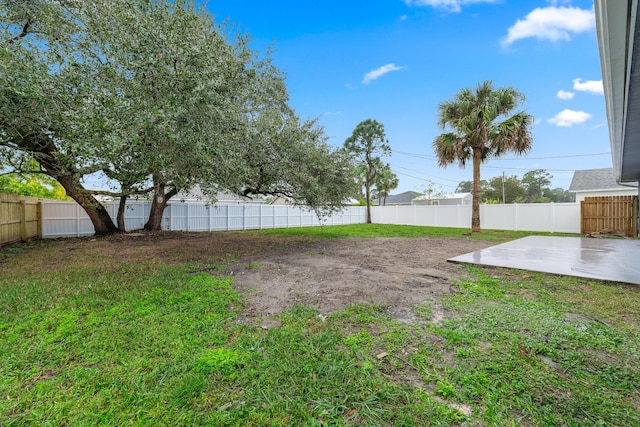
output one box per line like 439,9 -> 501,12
42,201 -> 367,238
41,200 -> 580,238
372,203 -> 580,233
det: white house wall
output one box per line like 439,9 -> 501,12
574,189 -> 638,203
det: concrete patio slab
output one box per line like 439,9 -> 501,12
449,236 -> 640,285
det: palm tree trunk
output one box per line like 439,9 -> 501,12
471,146 -> 482,232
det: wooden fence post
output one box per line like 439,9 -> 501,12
37,201 -> 43,239
20,200 -> 27,241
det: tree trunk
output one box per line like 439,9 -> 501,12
471,146 -> 482,233
56,174 -> 119,235
22,135 -> 119,236
144,183 -> 178,231
365,180 -> 372,224
117,195 -> 128,232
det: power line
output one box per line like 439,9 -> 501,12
482,165 -> 576,172
389,164 -> 462,183
392,170 -> 458,189
393,149 -> 610,161
487,152 -> 610,161
394,150 -> 438,160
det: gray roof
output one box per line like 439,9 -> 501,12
385,191 -> 421,205
569,168 -> 630,192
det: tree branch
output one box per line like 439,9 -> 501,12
9,19 -> 33,43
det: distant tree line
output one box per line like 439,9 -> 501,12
0,173 -> 69,200
455,169 -> 575,204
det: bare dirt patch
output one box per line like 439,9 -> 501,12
229,236 -> 494,323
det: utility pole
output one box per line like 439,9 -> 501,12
502,171 -> 506,204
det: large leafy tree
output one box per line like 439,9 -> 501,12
0,0 -> 119,234
522,169 -> 552,201
83,0 -> 274,231
1,0 -> 351,234
544,187 -> 575,203
433,81 -> 533,232
484,175 -> 527,203
344,119 -> 391,223
455,179 -> 488,197
233,108 -> 357,216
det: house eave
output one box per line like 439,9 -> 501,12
570,187 -> 638,194
595,0 -> 640,183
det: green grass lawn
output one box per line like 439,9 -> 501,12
1,225 -> 638,426
256,223 -> 579,241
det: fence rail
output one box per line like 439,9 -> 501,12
41,201 -> 368,238
0,193 -> 42,246
372,203 -> 581,233
5,198 -> 587,240
581,195 -> 639,237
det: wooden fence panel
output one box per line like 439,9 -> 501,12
581,195 -> 639,237
0,193 -> 42,247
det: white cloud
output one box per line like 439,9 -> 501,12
362,64 -> 404,85
572,78 -> 604,95
501,6 -> 595,46
404,0 -> 496,13
556,90 -> 575,100
548,109 -> 592,127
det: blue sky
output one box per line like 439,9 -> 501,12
209,0 -> 607,194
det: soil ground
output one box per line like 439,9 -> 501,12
16,231 -> 495,324
221,234 -> 495,325
228,236 -> 493,325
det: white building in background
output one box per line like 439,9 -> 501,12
568,168 -> 637,203
411,192 -> 472,206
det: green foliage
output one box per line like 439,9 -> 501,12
484,174 -> 527,203
522,169 -> 552,199
195,348 -> 245,376
344,119 -> 391,222
373,163 -> 399,205
0,173 -> 69,199
545,187 -> 576,202
433,81 -> 533,231
457,171 -> 574,204
236,111 -> 357,217
1,0 -> 354,233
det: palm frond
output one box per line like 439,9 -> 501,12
489,111 -> 533,157
432,132 -> 471,168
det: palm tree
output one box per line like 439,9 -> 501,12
433,81 -> 533,232
374,163 -> 399,206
